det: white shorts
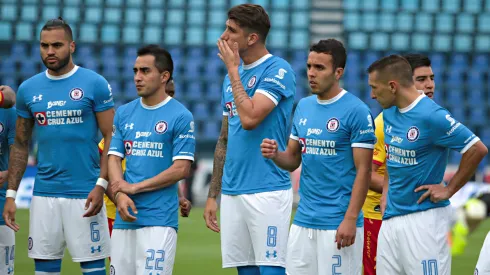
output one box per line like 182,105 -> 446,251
110,227 -> 177,275
220,188 -> 293,268
28,196 -> 111,262
286,224 -> 363,275
0,225 -> 15,274
377,206 -> 452,275
475,231 -> 490,275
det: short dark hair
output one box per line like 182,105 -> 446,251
367,55 -> 414,87
309,39 -> 347,70
41,17 -> 73,41
403,53 -> 432,72
137,44 -> 174,79
228,4 -> 271,43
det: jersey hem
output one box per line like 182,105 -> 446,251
290,134 -> 299,140
173,156 -> 194,162
223,262 -> 285,268
293,220 -> 363,230
383,203 -> 449,220
28,254 -> 63,260
352,143 -> 375,149
71,254 -> 111,263
221,183 -> 291,195
32,192 -> 89,199
113,224 -> 178,231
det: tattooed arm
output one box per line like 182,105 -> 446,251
203,116 -> 228,232
3,116 -> 34,231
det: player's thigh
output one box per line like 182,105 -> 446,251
363,218 -> 382,275
28,196 -> 65,259
244,188 -> 293,267
0,226 -> 15,274
220,194 -> 254,268
475,231 -> 490,275
61,198 -> 111,262
135,227 -> 177,275
376,218 -> 403,275
285,224 -> 317,275
110,229 -> 136,275
316,227 -> 363,275
401,207 -> 452,275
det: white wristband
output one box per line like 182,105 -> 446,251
96,178 -> 108,190
6,190 -> 16,199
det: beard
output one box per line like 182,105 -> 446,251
42,54 -> 71,72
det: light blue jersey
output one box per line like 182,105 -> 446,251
221,54 -> 295,195
383,95 -> 479,219
108,97 -> 195,230
16,66 -> 114,198
0,108 -> 16,226
290,91 -> 376,230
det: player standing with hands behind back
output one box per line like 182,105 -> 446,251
203,4 -> 296,275
261,39 -> 375,274
3,18 -> 114,275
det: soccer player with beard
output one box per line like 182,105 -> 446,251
3,18 -> 114,275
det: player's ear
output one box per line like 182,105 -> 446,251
388,81 -> 397,94
160,71 -> 170,84
247,32 -> 259,46
70,41 -> 75,55
335,67 -> 344,80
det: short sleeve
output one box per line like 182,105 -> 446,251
172,111 -> 196,162
7,108 -> 16,146
372,114 -> 386,166
93,76 -> 115,112
290,105 -> 300,141
429,108 -> 479,154
108,110 -> 124,158
16,83 -> 32,119
349,105 -> 376,149
255,62 -> 296,106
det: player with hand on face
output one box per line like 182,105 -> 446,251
368,55 -> 487,275
203,4 -> 296,275
3,17 -> 114,275
261,39 -> 375,275
107,45 -> 195,275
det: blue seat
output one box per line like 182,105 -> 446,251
167,10 -> 184,25
469,107 -> 485,126
204,121 -> 219,140
0,22 -> 12,41
82,59 -> 98,71
42,6 -> 59,21
147,0 -> 164,7
126,0 -> 143,7
442,0 -> 459,13
468,88 -> 484,105
188,0 -> 206,7
209,10 -> 226,26
1,76 -> 16,90
123,26 -> 140,44
212,101 -> 225,119
343,12 -> 359,31
206,27 -> 222,46
192,102 -> 209,119
415,13 -> 432,32
379,13 -> 395,32
102,60 -> 119,78
124,46 -> 138,63
397,13 -> 413,32
205,58 -> 222,79
412,34 -> 430,51
290,30 -> 309,50
207,82 -> 222,102
79,23 -> 97,42
391,33 -> 409,51
464,0 -> 481,13
267,30 -> 287,48
272,0 -> 289,8
168,0 -> 184,7
454,35 -> 472,52
0,59 -> 15,74
436,14 -> 453,33
16,23 -> 33,41
371,33 -> 388,50
188,10 -> 205,25
106,0 -> 122,7
363,52 -> 380,70
451,54 -> 469,70
20,60 -> 37,77
101,46 -> 117,58
186,83 -> 204,101
422,0 -> 439,12
445,89 -> 464,108
83,0 -> 101,5
164,27 -> 182,46
401,0 -> 417,11
63,7 -> 79,23
209,0 -> 226,8
85,7 -> 102,23
362,13 -> 377,32
433,34 -> 451,52
457,14 -> 474,33
184,59 -> 201,79
125,9 -> 142,25
186,28 -> 204,45
21,5 -> 37,22
1,5 -> 17,21
107,80 -> 122,98
481,129 -> 490,146
76,45 -> 95,60
105,8 -> 122,23
447,71 -> 464,85
476,36 -> 490,52
292,11 -> 309,28
125,80 -> 136,95
271,11 -> 288,28
381,0 -> 398,10
348,32 -> 368,50
473,54 -> 489,72
146,10 -> 163,25
344,0 -> 359,10
30,44 -> 40,58
467,72 -> 484,87
478,14 -> 490,32
101,25 -> 119,43
143,27 -> 161,44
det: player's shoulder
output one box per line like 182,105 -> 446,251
342,90 -> 370,111
297,95 -> 316,108
18,71 -> 48,92
115,98 -> 139,119
264,55 -> 294,75
76,67 -> 109,86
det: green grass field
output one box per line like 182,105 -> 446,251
12,208 -> 490,274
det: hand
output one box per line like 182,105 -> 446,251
415,183 -> 452,204
203,198 -> 220,233
0,171 -> 8,186
83,185 -> 105,217
261,139 -> 278,159
3,198 -> 19,232
112,179 -> 137,195
179,196 -> 192,217
335,218 -> 357,250
116,192 -> 138,222
217,39 -> 240,71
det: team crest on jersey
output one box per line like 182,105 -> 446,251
299,138 -> 306,153
69,88 -> 84,101
407,126 -> 420,142
34,112 -> 48,126
28,237 -> 33,250
0,122 -> 4,134
154,121 -> 168,134
326,118 -> 340,132
124,140 -> 133,155
247,76 -> 257,88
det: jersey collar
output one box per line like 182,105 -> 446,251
243,54 -> 272,70
140,96 -> 172,110
399,94 -> 426,113
45,65 -> 79,80
316,89 -> 347,105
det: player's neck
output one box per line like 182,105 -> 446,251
141,89 -> 169,107
241,46 -> 270,66
47,61 -> 75,77
317,85 -> 342,101
395,86 -> 422,109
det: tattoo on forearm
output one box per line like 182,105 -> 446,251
208,119 -> 228,199
231,80 -> 249,107
8,118 -> 33,190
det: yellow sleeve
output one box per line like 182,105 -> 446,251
372,113 -> 386,166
